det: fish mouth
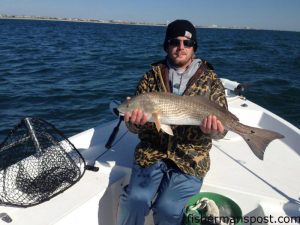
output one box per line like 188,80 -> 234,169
114,108 -> 124,117
118,112 -> 125,116
116,108 -> 125,117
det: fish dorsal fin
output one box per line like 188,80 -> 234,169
187,94 -> 239,121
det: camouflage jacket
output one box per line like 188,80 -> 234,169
127,59 -> 228,178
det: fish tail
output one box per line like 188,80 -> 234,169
231,123 -> 284,160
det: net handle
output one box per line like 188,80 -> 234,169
24,118 -> 42,152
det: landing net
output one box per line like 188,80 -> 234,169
0,118 -> 85,207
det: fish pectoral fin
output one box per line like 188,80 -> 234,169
152,112 -> 173,136
161,124 -> 173,136
152,112 -> 161,132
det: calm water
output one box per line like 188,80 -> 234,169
0,19 -> 300,141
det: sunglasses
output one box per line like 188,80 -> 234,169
168,38 -> 195,48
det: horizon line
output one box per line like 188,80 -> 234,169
0,14 -> 298,33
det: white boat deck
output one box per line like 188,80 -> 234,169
1,96 -> 299,225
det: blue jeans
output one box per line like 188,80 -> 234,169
116,160 -> 203,225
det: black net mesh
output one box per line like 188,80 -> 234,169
0,118 -> 85,207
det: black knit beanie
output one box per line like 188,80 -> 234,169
163,19 -> 198,52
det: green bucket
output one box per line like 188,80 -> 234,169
183,192 -> 243,225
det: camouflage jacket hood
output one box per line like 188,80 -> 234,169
127,59 -> 228,178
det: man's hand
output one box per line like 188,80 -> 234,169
200,115 -> 224,134
124,108 -> 148,125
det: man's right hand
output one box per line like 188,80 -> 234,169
124,108 -> 148,125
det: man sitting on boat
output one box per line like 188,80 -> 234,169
116,19 -> 227,225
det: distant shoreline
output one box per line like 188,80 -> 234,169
0,15 -> 252,30
0,15 -> 298,32
0,15 -> 166,27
